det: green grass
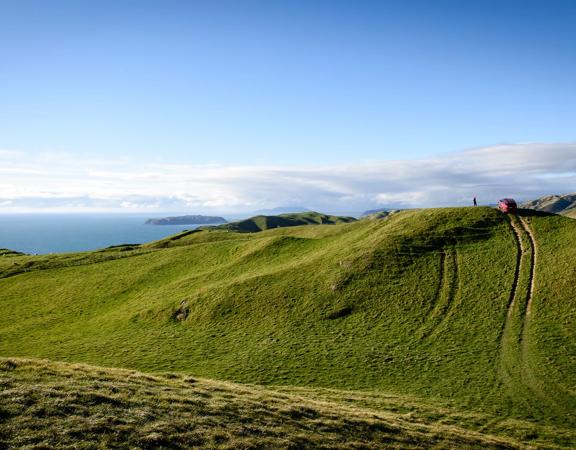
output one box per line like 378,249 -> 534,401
0,207 -> 575,447
1,357 -> 569,449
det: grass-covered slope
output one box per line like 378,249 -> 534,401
200,211 -> 357,232
0,207 -> 575,445
1,357 -> 543,449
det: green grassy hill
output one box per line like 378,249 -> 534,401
199,211 -> 357,232
1,207 -> 575,447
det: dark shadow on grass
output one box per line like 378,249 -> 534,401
326,307 -> 353,320
515,209 -> 556,217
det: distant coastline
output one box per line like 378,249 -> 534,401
145,215 -> 227,226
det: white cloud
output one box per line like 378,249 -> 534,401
0,149 -> 20,158
0,142 -> 575,213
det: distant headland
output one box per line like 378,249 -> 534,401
145,215 -> 227,225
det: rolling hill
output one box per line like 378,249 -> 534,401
199,211 -> 357,232
521,192 -> 576,217
362,209 -> 401,220
0,207 -> 575,447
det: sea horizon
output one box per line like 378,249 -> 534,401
0,210 -> 366,254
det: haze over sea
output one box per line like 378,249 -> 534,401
0,214 -> 216,254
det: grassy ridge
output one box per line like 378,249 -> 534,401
0,357 -> 568,449
199,211 -> 357,232
0,207 -> 575,445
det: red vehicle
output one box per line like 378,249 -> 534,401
498,198 -> 517,213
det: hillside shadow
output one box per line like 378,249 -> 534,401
515,208 -> 556,217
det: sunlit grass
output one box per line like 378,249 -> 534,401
0,207 -> 574,447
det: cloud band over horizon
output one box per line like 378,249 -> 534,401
1,142 -> 575,214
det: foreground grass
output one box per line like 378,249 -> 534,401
1,357 -> 569,449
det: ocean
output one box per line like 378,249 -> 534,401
0,214 -> 220,255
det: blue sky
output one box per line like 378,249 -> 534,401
0,0 -> 575,212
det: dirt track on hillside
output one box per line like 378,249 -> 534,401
505,219 -> 523,320
519,218 -> 536,317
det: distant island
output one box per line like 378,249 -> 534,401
145,215 -> 227,225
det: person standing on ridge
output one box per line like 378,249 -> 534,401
473,197 -> 477,206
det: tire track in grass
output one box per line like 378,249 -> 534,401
504,219 -> 523,320
499,216 -> 565,419
428,249 -> 459,339
497,216 -> 530,414
516,217 -> 568,418
486,217 -> 524,425
518,218 -> 536,319
516,217 -> 537,393
417,249 -> 445,336
418,248 -> 459,340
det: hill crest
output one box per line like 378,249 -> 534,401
199,211 -> 357,232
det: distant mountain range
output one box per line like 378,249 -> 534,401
145,215 -> 227,225
521,193 -> 576,218
361,209 -> 401,220
362,208 -> 387,216
253,206 -> 311,215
